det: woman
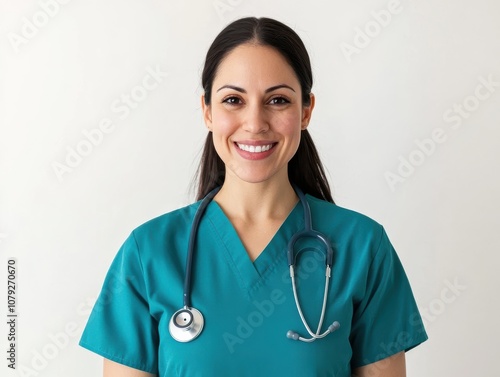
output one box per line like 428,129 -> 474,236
80,17 -> 427,376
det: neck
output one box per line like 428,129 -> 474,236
214,174 -> 298,223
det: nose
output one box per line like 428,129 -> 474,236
242,104 -> 269,134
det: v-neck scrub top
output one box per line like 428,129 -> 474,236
79,194 -> 428,376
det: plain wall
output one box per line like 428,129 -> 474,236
1,0 -> 499,375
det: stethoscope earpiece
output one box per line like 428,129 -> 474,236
287,321 -> 340,343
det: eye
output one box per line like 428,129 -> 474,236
222,96 -> 242,105
269,96 -> 290,105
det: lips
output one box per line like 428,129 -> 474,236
236,143 -> 275,153
233,141 -> 277,160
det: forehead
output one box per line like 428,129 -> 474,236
213,43 -> 300,87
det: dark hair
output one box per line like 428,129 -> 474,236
195,17 -> 334,203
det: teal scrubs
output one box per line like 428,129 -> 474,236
79,194 -> 428,376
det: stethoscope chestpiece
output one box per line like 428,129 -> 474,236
169,307 -> 204,342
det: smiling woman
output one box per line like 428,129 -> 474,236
79,17 -> 427,377
203,43 -> 309,190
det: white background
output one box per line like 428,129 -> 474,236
1,0 -> 499,376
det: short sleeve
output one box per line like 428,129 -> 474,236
349,226 -> 428,368
79,232 -> 159,374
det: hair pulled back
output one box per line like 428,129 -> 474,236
196,17 -> 333,203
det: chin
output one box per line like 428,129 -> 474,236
231,170 -> 282,185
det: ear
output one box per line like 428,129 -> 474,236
301,93 -> 315,130
201,94 -> 212,131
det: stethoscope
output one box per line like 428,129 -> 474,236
169,185 -> 340,343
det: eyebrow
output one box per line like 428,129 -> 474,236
216,84 -> 296,93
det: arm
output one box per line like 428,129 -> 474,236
352,351 -> 406,377
104,358 -> 156,377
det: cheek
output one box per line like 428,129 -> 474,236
211,111 -> 237,157
211,109 -> 239,136
273,112 -> 302,138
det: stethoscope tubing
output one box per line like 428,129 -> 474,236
170,184 -> 340,343
289,185 -> 334,267
183,186 -> 221,308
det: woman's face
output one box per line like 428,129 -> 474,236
202,43 -> 315,186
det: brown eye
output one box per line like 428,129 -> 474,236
222,96 -> 242,105
269,97 -> 290,105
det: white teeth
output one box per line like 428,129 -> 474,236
236,143 -> 273,153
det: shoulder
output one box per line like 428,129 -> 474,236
125,200 -> 204,252
135,201 -> 200,232
307,195 -> 383,232
306,195 -> 386,253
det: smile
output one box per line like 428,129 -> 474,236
236,143 -> 275,153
